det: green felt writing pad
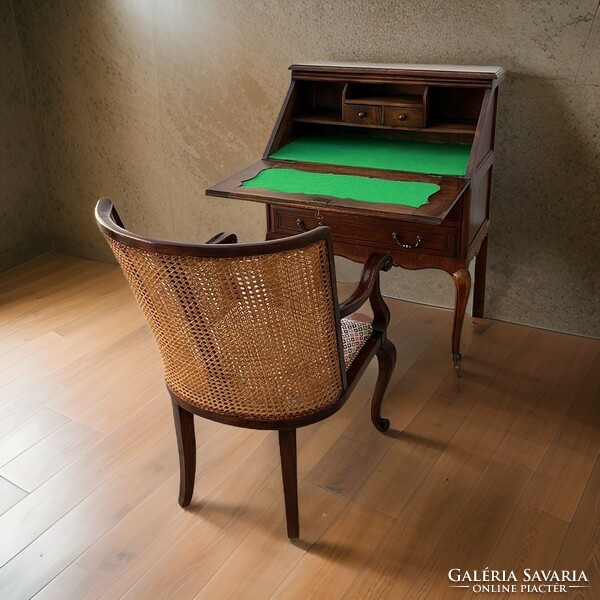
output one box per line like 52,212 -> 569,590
241,168 -> 440,208
269,135 -> 471,176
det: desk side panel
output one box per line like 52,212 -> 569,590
464,86 -> 498,255
263,81 -> 299,159
466,88 -> 496,176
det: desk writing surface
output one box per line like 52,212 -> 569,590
241,167 -> 441,208
207,159 -> 467,224
269,135 -> 471,177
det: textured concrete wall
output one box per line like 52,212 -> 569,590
0,2 -> 52,271
12,0 -> 600,337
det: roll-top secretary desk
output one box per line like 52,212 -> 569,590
207,62 -> 504,371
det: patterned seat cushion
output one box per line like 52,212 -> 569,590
341,316 -> 373,369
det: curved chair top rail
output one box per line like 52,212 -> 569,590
95,197 -> 333,258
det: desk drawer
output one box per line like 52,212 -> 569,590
342,103 -> 382,125
383,106 -> 424,128
270,206 -> 458,257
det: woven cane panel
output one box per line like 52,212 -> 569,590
105,236 -> 344,421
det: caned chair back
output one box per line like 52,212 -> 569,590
95,198 -> 346,425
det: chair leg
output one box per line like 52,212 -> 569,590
371,338 -> 397,432
172,400 -> 196,507
278,429 -> 299,539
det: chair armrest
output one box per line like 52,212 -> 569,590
339,253 -> 393,319
205,232 -> 238,244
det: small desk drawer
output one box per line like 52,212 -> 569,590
383,106 -> 424,128
270,206 -> 458,258
343,103 -> 382,125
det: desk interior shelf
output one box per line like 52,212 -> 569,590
286,74 -> 484,140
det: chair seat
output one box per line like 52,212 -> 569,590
341,316 -> 373,369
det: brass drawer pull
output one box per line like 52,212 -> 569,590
357,111 -> 367,118
296,218 -> 307,232
392,232 -> 424,249
398,114 -> 407,121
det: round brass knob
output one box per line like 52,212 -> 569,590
398,114 -> 407,121
358,111 -> 367,118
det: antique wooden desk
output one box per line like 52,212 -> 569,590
207,62 -> 504,370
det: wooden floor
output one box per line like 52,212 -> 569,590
0,253 -> 598,600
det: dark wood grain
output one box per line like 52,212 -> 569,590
172,400 -> 196,507
278,430 -> 299,538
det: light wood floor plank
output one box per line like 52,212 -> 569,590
0,382 -> 66,439
33,421 -> 249,599
74,365 -> 166,433
402,461 -> 532,599
353,387 -> 487,518
345,395 -> 512,598
566,349 -> 600,423
0,253 -> 70,290
505,325 -> 565,380
0,252 -> 598,599
526,334 -> 599,420
2,266 -> 126,331
0,491 -> 131,600
0,477 -> 26,516
306,416 -> 394,499
0,408 -> 70,466
388,304 -> 451,382
381,323 -> 455,432
0,420 -> 104,492
520,404 -> 600,522
193,482 -> 348,600
0,396 -> 169,566
552,456 -> 600,600
486,503 -> 569,594
271,502 -> 395,600
0,254 -> 93,304
112,433 -> 284,599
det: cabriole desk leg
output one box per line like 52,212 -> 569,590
451,268 -> 472,376
472,235 -> 488,319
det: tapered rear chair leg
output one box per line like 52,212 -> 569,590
371,338 -> 397,432
278,429 -> 299,539
172,400 -> 196,507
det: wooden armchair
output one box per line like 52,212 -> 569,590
95,197 -> 396,538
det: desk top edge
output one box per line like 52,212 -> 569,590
290,62 -> 505,81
